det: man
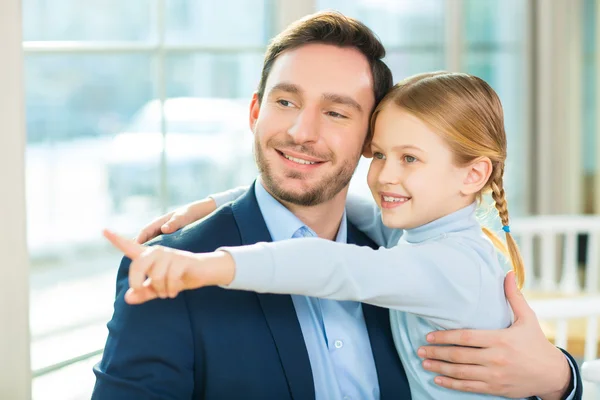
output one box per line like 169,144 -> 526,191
93,11 -> 581,400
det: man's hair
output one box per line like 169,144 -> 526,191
256,10 -> 393,109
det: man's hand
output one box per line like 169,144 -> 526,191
418,271 -> 571,399
105,229 -> 235,304
135,198 -> 218,244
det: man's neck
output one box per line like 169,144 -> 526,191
262,180 -> 348,241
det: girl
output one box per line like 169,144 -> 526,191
105,71 -> 525,400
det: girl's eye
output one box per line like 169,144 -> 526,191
404,155 -> 417,163
373,152 -> 385,160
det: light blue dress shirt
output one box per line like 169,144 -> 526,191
253,181 -> 380,400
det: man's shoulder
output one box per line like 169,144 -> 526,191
347,221 -> 378,249
148,204 -> 241,253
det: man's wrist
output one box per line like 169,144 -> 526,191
538,350 -> 572,400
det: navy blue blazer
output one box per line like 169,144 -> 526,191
92,183 -> 411,399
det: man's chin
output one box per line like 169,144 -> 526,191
263,179 -> 326,207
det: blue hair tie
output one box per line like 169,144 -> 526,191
502,225 -> 510,233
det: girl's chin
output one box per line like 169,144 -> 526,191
380,216 -> 410,230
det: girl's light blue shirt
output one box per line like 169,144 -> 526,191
212,188 -> 517,400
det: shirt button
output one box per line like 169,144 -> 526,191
334,340 -> 344,349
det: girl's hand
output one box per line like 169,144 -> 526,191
104,229 -> 235,304
135,198 -> 218,244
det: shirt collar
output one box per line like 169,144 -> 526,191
402,202 -> 479,243
254,178 -> 347,243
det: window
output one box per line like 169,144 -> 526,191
24,1 -> 268,398
24,1 -> 533,397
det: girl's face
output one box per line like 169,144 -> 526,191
367,106 -> 476,230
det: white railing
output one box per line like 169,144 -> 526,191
512,215 -> 600,294
530,296 -> 600,362
582,359 -> 600,399
530,296 -> 600,399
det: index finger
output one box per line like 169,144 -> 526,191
104,229 -> 145,259
426,329 -> 495,348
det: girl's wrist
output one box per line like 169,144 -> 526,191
195,250 -> 235,287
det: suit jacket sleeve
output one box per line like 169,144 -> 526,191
92,254 -> 196,400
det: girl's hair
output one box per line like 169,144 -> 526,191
370,71 -> 525,289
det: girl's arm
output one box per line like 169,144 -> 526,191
344,193 -> 402,248
220,237 -> 482,329
209,186 -> 249,207
215,189 -> 402,248
137,186 -> 401,247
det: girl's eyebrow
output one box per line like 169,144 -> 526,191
392,144 -> 424,153
370,141 -> 424,153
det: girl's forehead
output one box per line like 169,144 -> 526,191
372,108 -> 455,156
374,108 -> 439,141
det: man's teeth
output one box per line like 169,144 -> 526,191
383,196 -> 409,203
283,153 -> 316,165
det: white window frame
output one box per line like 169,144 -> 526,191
1,0 -> 31,398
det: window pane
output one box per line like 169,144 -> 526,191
384,51 -> 444,80
464,0 -> 527,216
464,0 -> 524,46
166,53 -> 263,99
23,0 -> 154,41
26,54 -> 157,378
165,0 -> 272,46
317,0 -> 444,47
162,53 -> 261,209
465,51 -> 526,216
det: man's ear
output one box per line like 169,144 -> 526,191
249,92 -> 260,132
362,133 -> 373,158
461,157 -> 493,195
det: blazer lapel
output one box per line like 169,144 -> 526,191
231,182 -> 315,400
347,223 -> 411,399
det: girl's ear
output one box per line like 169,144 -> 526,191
461,157 -> 493,195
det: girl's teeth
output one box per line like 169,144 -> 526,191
284,154 -> 316,165
383,196 -> 408,203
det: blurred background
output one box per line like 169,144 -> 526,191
2,0 -> 600,398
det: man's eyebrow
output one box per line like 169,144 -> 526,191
323,93 -> 363,113
269,83 -> 302,95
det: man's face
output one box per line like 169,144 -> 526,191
249,43 -> 376,206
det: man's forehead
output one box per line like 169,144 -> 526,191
265,44 -> 375,102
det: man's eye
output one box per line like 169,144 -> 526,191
326,111 -> 347,119
404,155 -> 417,163
373,152 -> 385,160
277,99 -> 293,107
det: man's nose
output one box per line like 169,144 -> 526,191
287,108 -> 320,144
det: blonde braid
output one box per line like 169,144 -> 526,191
482,162 -> 526,289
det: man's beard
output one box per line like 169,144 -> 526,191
254,134 -> 359,207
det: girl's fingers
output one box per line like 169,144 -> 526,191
124,286 -> 159,305
104,229 -> 145,259
166,260 -> 186,298
129,249 -> 159,290
148,253 -> 170,299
